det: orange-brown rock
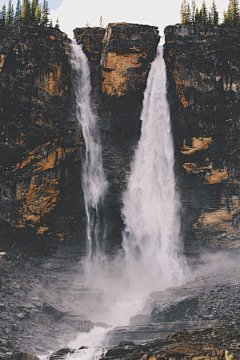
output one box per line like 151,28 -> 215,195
165,24 -> 240,253
0,23 -> 159,253
74,23 -> 159,251
0,25 -> 86,253
101,326 -> 240,360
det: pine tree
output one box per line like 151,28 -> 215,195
55,17 -> 59,29
180,0 -> 188,24
223,9 -> 227,24
21,0 -> 31,24
232,0 -> 240,24
191,0 -> 196,22
14,0 -> 22,25
31,0 -> 38,23
0,5 -> 5,26
210,0 -> 219,24
200,0 -> 208,24
225,0 -> 233,24
5,0 -> 12,26
41,0 -> 49,26
11,3 -> 14,25
1,3 -> 6,26
186,3 -> 191,22
195,7 -> 200,22
34,4 -> 41,25
99,15 -> 104,27
49,17 -> 52,26
224,0 -> 240,25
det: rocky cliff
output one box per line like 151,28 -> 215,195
74,23 -> 159,251
164,24 -> 240,255
0,25 -> 87,254
0,23 -> 159,254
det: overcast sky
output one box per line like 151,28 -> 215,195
0,0 -> 232,37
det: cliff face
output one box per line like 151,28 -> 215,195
74,23 -> 159,251
0,23 -> 159,253
164,24 -> 240,254
0,25 -> 87,253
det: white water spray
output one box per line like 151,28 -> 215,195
122,45 -> 187,293
70,40 -> 108,261
38,41 -> 190,360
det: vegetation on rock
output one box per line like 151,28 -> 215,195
180,0 -> 240,25
0,0 -> 60,28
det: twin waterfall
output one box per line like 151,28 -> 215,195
70,40 -> 186,298
122,47 -> 185,292
71,40 -> 108,263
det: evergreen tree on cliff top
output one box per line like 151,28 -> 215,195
231,0 -> 240,24
0,4 -> 6,26
31,0 -> 38,22
224,0 -> 240,24
34,3 -> 41,24
5,0 -> 13,26
200,0 -> 208,23
180,0 -> 190,24
14,0 -> 22,25
41,0 -> 49,25
210,0 -> 219,24
191,0 -> 196,22
21,0 -> 31,24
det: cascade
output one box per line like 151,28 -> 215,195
62,42 -> 188,360
70,40 -> 108,262
122,45 -> 187,293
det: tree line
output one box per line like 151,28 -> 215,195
0,0 -> 60,28
180,0 -> 240,25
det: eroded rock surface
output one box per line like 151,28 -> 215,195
102,325 -> 240,360
0,23 -> 159,253
74,23 -> 160,251
0,25 -> 88,254
164,24 -> 240,254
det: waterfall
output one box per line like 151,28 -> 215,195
70,40 -> 107,261
122,45 -> 187,293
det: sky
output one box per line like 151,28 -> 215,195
0,0 -> 233,37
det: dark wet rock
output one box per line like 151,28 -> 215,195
106,320 -> 222,346
164,24 -> 240,254
151,296 -> 199,322
49,347 -> 74,360
0,23 -> 159,255
102,325 -> 240,360
42,303 -> 66,321
74,22 -> 160,252
5,353 -> 40,360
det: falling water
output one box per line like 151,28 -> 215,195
122,45 -> 187,293
70,40 -> 108,261
38,41 -> 190,360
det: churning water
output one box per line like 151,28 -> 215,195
66,42 -> 188,359
122,45 -> 187,293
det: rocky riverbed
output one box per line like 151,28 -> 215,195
1,243 -> 240,359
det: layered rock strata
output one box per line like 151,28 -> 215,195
0,25 -> 88,254
164,24 -> 240,253
0,23 -> 159,253
74,23 -> 159,251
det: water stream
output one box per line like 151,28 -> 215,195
64,42 -> 188,360
122,45 -> 187,293
70,39 -> 108,265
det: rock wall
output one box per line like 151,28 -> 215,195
164,24 -> 240,254
74,23 -> 159,252
0,25 -> 87,254
0,23 -> 159,254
